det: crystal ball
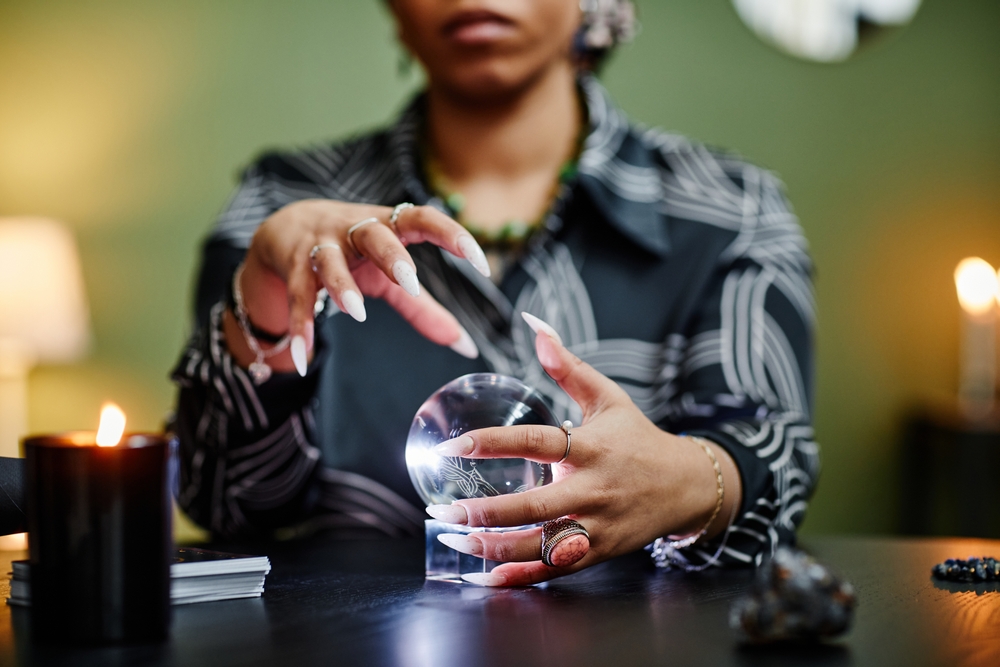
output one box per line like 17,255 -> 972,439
405,373 -> 557,507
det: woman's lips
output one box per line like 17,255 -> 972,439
443,10 -> 517,45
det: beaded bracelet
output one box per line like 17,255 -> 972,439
665,436 -> 725,549
231,263 -> 290,385
226,282 -> 286,344
932,556 -> 1000,583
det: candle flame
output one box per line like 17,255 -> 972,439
96,403 -> 126,447
955,257 -> 999,316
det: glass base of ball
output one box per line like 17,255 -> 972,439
425,520 -> 534,583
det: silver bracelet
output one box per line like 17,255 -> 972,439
650,499 -> 739,571
231,263 -> 290,385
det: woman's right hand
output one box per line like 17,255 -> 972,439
223,199 -> 490,376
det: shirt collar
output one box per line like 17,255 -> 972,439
387,75 -> 670,258
576,75 -> 670,257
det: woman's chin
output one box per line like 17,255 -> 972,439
433,60 -> 568,105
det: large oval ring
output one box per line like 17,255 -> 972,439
557,420 -> 573,464
346,217 -> 380,258
389,202 -> 415,236
541,517 -> 590,567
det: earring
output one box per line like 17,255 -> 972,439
577,0 -> 638,51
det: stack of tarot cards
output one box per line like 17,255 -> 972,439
7,547 -> 271,606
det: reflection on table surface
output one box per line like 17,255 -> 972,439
0,535 -> 998,667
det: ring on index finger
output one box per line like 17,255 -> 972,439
389,202 -> 415,236
558,420 -> 573,464
309,243 -> 343,271
346,217 -> 380,258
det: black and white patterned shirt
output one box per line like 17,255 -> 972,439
172,76 -> 818,568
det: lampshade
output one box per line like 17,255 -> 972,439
732,0 -> 921,62
0,218 -> 90,364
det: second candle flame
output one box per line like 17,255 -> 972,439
955,257 -> 999,316
96,403 -> 126,447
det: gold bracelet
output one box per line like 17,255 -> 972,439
667,436 -> 725,549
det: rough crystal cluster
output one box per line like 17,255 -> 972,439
730,547 -> 856,642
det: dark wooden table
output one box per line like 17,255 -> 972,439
0,535 -> 998,667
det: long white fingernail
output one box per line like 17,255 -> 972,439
426,503 -> 468,525
433,435 -> 475,457
290,335 -> 308,377
340,290 -> 367,322
457,235 -> 491,278
449,326 -> 479,359
520,312 -> 563,346
438,533 -> 483,556
392,260 -> 420,297
461,572 -> 507,587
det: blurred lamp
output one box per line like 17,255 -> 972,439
732,0 -> 922,62
0,218 -> 90,458
954,257 -> 998,418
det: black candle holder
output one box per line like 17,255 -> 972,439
24,433 -> 171,645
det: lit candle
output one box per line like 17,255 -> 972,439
954,258 -> 999,418
95,402 -> 127,446
24,403 -> 171,645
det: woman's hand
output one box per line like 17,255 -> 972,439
426,313 -> 743,587
224,199 -> 490,375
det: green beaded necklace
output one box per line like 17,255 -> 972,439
425,158 -> 580,252
422,115 -> 587,253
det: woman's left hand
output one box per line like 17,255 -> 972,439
426,314 -> 742,586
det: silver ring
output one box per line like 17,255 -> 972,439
557,420 -> 573,464
346,217 -> 380,258
389,202 -> 415,235
541,517 -> 590,567
309,243 -> 342,270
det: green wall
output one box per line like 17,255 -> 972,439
1,0 -> 998,535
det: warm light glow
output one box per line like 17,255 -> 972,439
96,403 -> 126,447
955,257 -> 999,316
0,218 -> 91,363
0,533 -> 28,552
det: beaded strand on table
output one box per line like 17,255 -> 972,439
932,556 -> 1000,583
